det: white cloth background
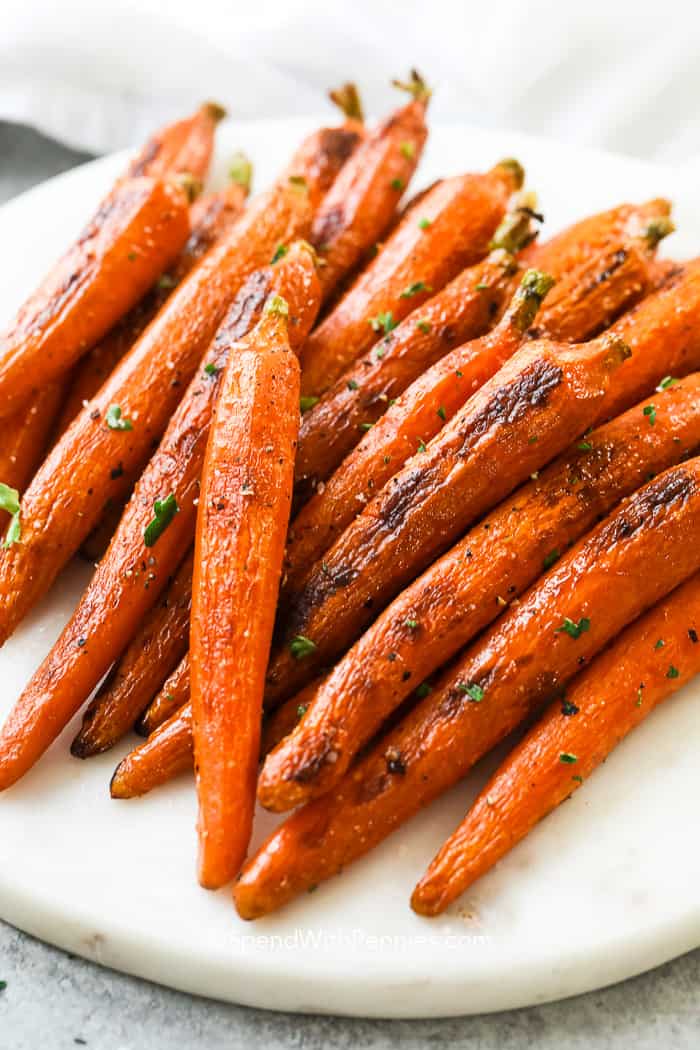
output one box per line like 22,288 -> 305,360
3,0 -> 700,168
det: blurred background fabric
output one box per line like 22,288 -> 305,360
2,0 -> 700,165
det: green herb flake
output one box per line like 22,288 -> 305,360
400,281 -> 432,299
643,403 -> 657,426
300,395 -> 320,413
369,312 -> 397,335
654,638 -> 665,649
0,483 -> 21,548
656,375 -> 678,392
543,549 -> 559,570
0,980 -> 6,992
416,319 -> 432,333
416,682 -> 432,698
556,616 -> 591,639
359,422 -> 374,432
475,282 -> 489,291
559,752 -> 578,764
418,217 -> 431,230
436,405 -> 446,421
390,178 -> 404,191
156,273 -> 177,290
288,174 -> 308,190
561,699 -> 579,716
203,362 -> 220,377
572,774 -> 584,783
144,494 -> 178,547
347,378 -> 359,391
667,665 -> 680,679
455,370 -> 463,378
417,439 -> 427,453
106,404 -> 134,431
289,635 -> 317,660
577,440 -> 593,451
457,682 -> 485,702
528,435 -> 539,444
400,141 -> 416,159
271,243 -> 288,264
296,703 -> 308,719
127,251 -> 137,262
404,618 -> 419,629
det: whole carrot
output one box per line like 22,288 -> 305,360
260,374 -> 700,810
127,101 -> 226,182
310,72 -> 429,300
237,459 -> 700,916
295,196 -> 540,491
71,550 -> 194,757
55,176 -> 251,437
283,269 -> 555,597
412,570 -> 700,915
0,183 -> 312,648
266,332 -> 631,708
0,243 -> 320,790
192,296 -> 299,889
136,652 -> 190,737
299,162 -> 524,397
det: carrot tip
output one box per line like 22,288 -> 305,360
202,101 -> 228,124
228,151 -> 253,193
644,216 -> 675,250
109,764 -> 129,799
496,157 -> 525,191
328,82 -> 365,123
391,69 -> 431,105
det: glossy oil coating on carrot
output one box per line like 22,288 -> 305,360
412,570 -> 700,915
282,270 -> 554,598
299,162 -> 524,397
71,549 -> 194,757
309,73 -> 428,300
192,297 -> 299,889
238,459 -> 700,916
111,702 -> 193,799
260,375 -> 700,811
266,332 -> 630,709
0,380 -> 70,502
0,242 -> 319,790
127,101 -> 226,183
137,652 -> 190,737
0,182 -> 312,649
55,179 -> 250,437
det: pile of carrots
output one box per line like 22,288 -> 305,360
1,73 -> 699,921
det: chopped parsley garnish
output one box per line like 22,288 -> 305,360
203,362 -> 220,377
296,703 -> 308,719
106,404 -> 133,431
400,281 -> 432,299
656,375 -> 678,392
400,141 -> 415,159
288,174 -> 307,190
457,682 -> 485,702
455,370 -> 463,378
654,638 -> 665,649
643,404 -> 657,426
475,282 -> 489,291
577,440 -> 592,451
667,665 -> 680,679
390,178 -> 404,191
572,774 -> 584,783
437,406 -> 446,421
300,395 -> 319,413
416,682 -> 432,698
416,319 -> 432,333
404,618 -> 419,629
144,494 -> 178,547
289,635 -> 317,660
271,243 -> 288,264
543,549 -> 560,570
417,439 -> 427,453
556,616 -> 590,639
156,273 -> 177,290
561,699 -> 579,716
559,752 -> 578,764
347,378 -> 359,391
418,217 -> 431,230
0,483 -> 21,548
369,312 -> 397,335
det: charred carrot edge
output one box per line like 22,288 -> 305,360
111,703 -> 193,799
309,74 -> 430,301
127,101 -> 225,182
0,237 -> 318,790
71,550 -> 194,757
265,332 -> 631,712
282,269 -> 554,598
192,296 -> 299,889
294,195 -> 541,492
0,182 -> 312,654
411,570 -> 700,915
300,160 -> 524,398
237,458 -> 700,917
259,373 -> 700,812
55,178 -> 251,438
137,652 -> 190,737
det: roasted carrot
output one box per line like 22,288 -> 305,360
295,196 -> 540,491
127,101 -> 225,183
137,652 -> 191,737
111,702 -> 193,799
299,161 -> 524,397
0,175 -> 193,418
55,177 -> 251,437
238,459 -> 700,916
413,571 -> 700,915
71,550 -> 194,757
283,269 -> 554,597
266,332 -> 630,708
0,241 -> 319,790
0,182 -> 312,649
260,373 -> 700,810
0,381 -> 69,504
192,296 -> 299,888
309,73 -> 429,300
284,83 -> 366,209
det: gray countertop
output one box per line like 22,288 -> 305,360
0,121 -> 699,1048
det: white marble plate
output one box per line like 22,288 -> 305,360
0,120 -> 699,1019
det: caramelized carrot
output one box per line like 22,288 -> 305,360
0,381 -> 69,502
127,101 -> 225,182
192,297 -> 299,888
71,551 -> 193,757
0,176 -> 192,418
310,73 -> 429,300
0,184 -> 312,648
299,162 -> 524,397
260,374 -> 700,810
412,570 -> 700,914
266,333 -> 630,710
237,459 -> 700,916
55,178 -> 251,437
137,652 -> 190,737
111,702 -> 193,799
0,242 -> 319,790
282,270 -> 554,597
